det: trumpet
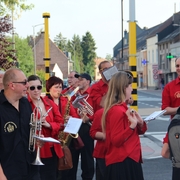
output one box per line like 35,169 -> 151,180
29,98 -> 44,165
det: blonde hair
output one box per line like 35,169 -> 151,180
101,71 -> 132,132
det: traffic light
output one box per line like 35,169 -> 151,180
166,53 -> 175,59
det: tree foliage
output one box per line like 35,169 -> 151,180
54,33 -> 67,52
13,35 -> 34,76
81,31 -> 97,75
0,16 -> 17,70
0,0 -> 34,17
53,31 -> 97,77
68,35 -> 83,73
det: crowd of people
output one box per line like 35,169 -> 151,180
1,58 -> 179,180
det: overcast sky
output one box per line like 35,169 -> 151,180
14,0 -> 180,58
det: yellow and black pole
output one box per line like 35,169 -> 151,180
129,0 -> 138,111
42,12 -> 50,87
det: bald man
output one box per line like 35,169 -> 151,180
0,68 -> 40,180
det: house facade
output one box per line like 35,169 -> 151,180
32,32 -> 73,79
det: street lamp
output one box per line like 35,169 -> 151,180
32,23 -> 44,74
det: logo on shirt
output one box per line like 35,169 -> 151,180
175,91 -> 180,98
4,122 -> 17,133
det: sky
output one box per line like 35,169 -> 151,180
14,0 -> 180,58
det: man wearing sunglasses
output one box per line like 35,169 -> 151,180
0,68 -> 40,180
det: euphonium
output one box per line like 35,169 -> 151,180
72,93 -> 94,116
29,98 -> 44,165
58,87 -> 79,146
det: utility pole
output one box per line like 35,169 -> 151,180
43,12 -> 50,94
129,0 -> 138,111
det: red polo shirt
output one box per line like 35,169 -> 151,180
90,108 -> 105,158
105,103 -> 147,166
89,79 -> 108,113
162,77 -> 180,119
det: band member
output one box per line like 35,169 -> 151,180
101,71 -> 147,180
45,75 -> 79,180
70,73 -> 94,180
0,68 -> 40,180
90,108 -> 105,180
27,75 -> 64,180
89,61 -> 112,113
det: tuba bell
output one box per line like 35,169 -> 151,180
29,98 -> 44,165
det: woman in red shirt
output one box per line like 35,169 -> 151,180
101,71 -> 147,180
45,76 -> 79,180
27,75 -> 64,180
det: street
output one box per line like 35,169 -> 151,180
77,89 -> 173,180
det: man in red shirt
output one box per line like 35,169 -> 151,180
161,57 -> 180,180
62,71 -> 79,94
89,61 -> 112,113
70,73 -> 94,180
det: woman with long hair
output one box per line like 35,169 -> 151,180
101,71 -> 147,180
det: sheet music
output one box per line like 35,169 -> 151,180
33,135 -> 60,144
102,66 -> 118,81
144,110 -> 166,122
64,117 -> 83,134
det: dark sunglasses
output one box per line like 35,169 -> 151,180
176,64 -> 180,68
29,85 -> 42,91
13,79 -> 28,85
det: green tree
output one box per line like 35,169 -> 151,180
68,35 -> 83,73
105,54 -> 112,61
54,33 -> 67,52
0,0 -> 34,16
13,35 -> 34,76
81,31 -> 96,76
36,69 -> 46,92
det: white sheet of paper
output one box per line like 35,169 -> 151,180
102,66 -> 118,81
63,117 -> 83,134
33,135 -> 60,144
144,110 -> 166,122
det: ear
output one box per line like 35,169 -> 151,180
8,82 -> 15,90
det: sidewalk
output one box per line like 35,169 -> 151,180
138,107 -> 161,116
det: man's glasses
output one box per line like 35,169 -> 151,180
176,64 -> 180,68
29,85 -> 42,91
13,79 -> 28,85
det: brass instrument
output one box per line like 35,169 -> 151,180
29,98 -> 44,165
72,94 -> 94,116
59,87 -> 79,146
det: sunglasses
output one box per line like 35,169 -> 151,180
29,85 -> 42,91
13,79 -> 28,85
176,64 -> 180,68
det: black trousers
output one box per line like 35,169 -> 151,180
39,147 -> 58,180
96,158 -> 106,180
68,123 -> 95,180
